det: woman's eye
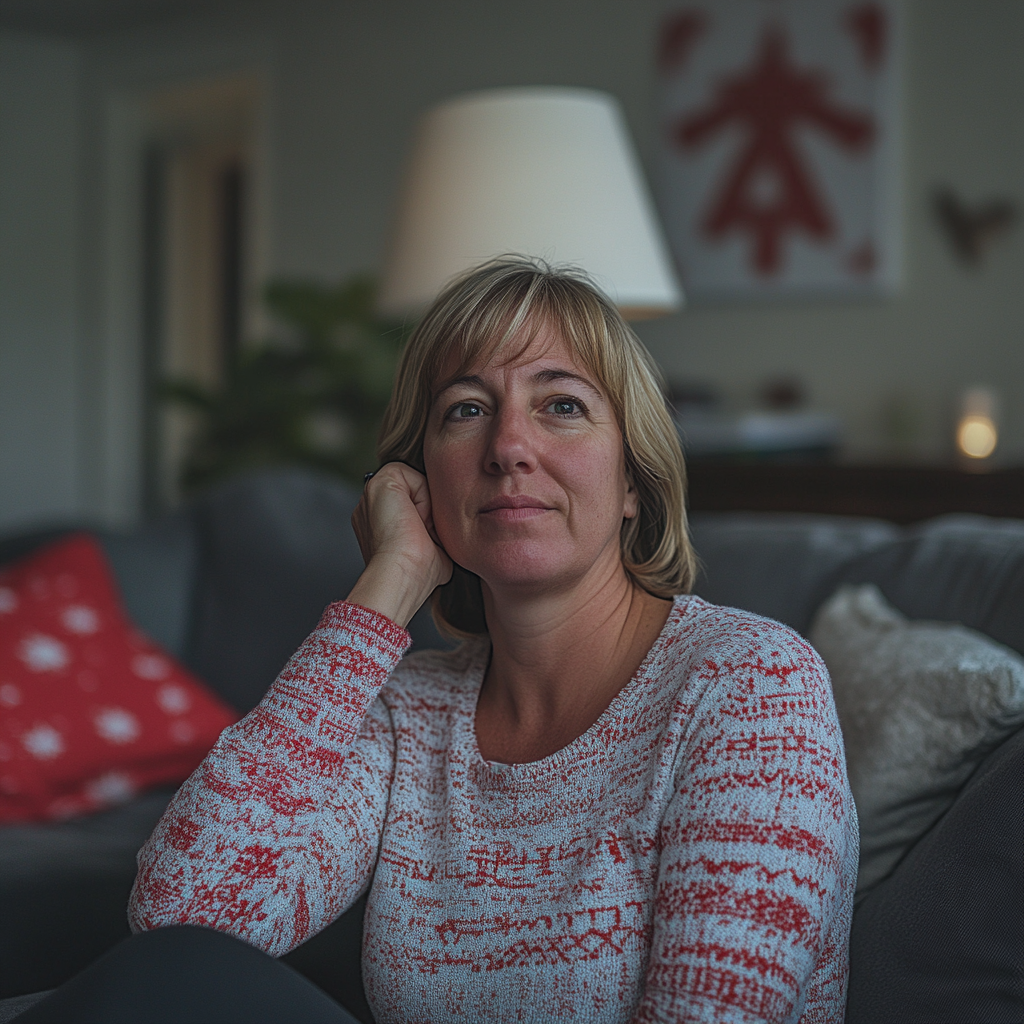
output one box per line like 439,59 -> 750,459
548,399 -> 583,417
449,402 -> 483,419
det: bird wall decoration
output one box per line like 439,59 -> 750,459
932,188 -> 1017,266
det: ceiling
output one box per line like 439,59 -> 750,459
0,0 -> 240,34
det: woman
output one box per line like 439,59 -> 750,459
126,258 -> 857,1022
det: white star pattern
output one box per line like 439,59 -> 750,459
23,724 -> 65,759
94,707 -> 141,745
0,683 -> 21,707
19,633 -> 70,672
156,684 -> 191,715
0,587 -> 17,613
85,771 -> 136,806
61,604 -> 100,635
131,653 -> 170,680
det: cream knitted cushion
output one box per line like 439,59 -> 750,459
809,584 -> 1024,895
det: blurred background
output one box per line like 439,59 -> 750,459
0,0 -> 1021,533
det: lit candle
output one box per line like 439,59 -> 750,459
956,387 -> 998,460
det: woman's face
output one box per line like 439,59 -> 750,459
421,321 -> 636,597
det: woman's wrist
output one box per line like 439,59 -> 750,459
346,554 -> 440,629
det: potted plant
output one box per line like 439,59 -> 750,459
162,276 -> 407,492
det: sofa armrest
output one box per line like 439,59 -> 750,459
846,724 -> 1024,1022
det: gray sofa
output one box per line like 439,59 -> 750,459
0,468 -> 1021,1023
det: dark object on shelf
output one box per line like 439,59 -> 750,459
933,187 -> 1017,265
687,461 -> 1024,523
666,380 -> 721,417
759,375 -> 804,410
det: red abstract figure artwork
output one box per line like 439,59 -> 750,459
659,10 -> 708,74
846,2 -> 887,70
677,26 -> 873,275
659,0 -> 899,296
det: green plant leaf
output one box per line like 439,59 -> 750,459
159,273 -> 410,494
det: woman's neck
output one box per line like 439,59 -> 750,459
475,567 -> 672,764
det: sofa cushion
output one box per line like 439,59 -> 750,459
689,512 -> 898,633
846,723 -> 1024,1023
810,584 -> 1024,895
0,534 -> 236,823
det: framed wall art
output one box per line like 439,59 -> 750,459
658,0 -> 901,298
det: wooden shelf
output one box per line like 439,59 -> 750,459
686,461 -> 1024,524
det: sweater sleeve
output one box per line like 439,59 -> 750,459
128,601 -> 412,956
633,618 -> 858,1024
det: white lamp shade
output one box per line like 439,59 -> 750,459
378,87 -> 683,319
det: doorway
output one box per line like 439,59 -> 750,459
141,77 -> 263,513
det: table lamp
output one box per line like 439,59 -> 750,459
378,87 -> 682,320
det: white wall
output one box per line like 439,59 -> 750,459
0,0 -> 1021,529
0,33 -> 81,532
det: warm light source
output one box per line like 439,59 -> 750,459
957,417 -> 997,459
378,88 -> 682,320
956,387 -> 998,460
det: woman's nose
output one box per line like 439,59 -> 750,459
485,408 -> 538,474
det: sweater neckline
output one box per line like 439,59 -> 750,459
456,595 -> 697,782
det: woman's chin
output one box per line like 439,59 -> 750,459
460,550 -> 571,594
472,551 -> 619,599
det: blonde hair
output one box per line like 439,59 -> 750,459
378,256 -> 695,637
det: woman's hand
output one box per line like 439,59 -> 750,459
347,463 -> 453,628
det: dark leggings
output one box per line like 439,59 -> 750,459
16,926 -> 360,1023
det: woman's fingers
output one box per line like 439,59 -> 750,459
353,463 -> 430,558
348,463 -> 453,626
348,464 -> 453,626
403,465 -> 445,548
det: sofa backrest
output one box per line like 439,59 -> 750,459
100,514 -> 197,660
689,512 -> 899,634
180,467 -> 451,715
828,514 -> 1024,658
690,511 -> 1024,657
0,469 -> 451,717
180,468 -> 368,714
10,489 -> 1023,717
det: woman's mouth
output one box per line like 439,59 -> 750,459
479,496 -> 554,519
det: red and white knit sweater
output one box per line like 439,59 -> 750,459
130,596 -> 858,1023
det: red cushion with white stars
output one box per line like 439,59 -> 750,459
0,533 -> 237,822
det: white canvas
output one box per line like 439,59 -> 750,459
658,0 -> 901,298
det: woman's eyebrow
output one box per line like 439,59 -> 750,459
532,368 -> 604,398
433,373 -> 485,400
433,368 -> 604,401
